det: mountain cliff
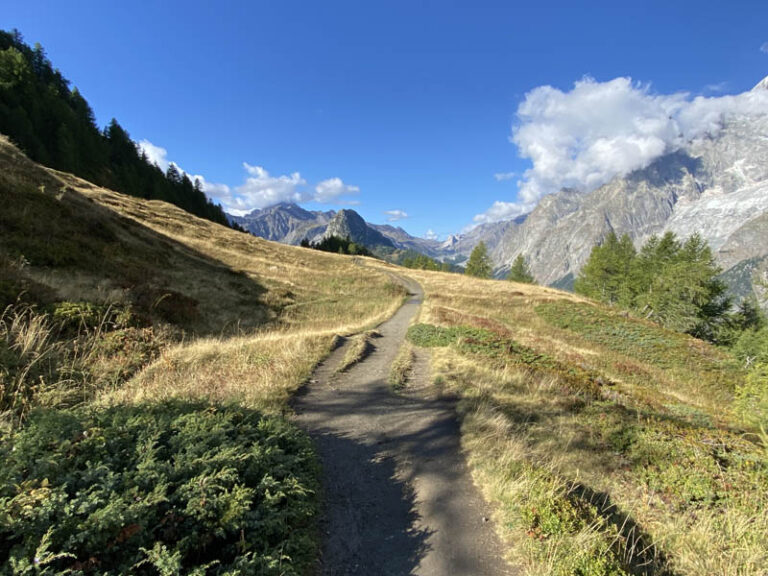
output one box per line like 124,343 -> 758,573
229,203 -> 335,245
479,77 -> 768,297
324,209 -> 395,250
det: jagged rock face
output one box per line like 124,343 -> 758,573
228,204 -> 443,253
484,82 -> 768,291
228,203 -> 335,245
324,209 -> 395,249
490,152 -> 703,283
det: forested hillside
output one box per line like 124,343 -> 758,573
0,30 -> 230,226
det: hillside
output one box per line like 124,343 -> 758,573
0,30 -> 231,227
1,138 -> 766,574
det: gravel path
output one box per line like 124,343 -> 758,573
293,278 -> 514,575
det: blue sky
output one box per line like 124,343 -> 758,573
4,0 -> 768,238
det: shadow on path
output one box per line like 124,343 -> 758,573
293,280 -> 514,576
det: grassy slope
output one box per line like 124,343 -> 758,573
2,134 -> 766,574
394,268 -> 767,576
0,133 -> 405,412
0,135 -> 405,573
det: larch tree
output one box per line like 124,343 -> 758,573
465,242 -> 493,279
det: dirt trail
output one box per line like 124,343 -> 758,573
293,278 -> 513,575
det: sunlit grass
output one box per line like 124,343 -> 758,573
393,266 -> 768,576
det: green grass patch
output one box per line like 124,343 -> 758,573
408,323 -> 608,398
0,402 -> 318,575
535,301 -> 736,373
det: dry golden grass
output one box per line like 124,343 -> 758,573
388,341 -> 415,390
335,330 -> 380,374
108,330 -> 333,413
394,267 -> 768,576
1,135 -> 406,419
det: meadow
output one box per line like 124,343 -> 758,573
0,135 -> 405,574
1,133 -> 766,574
397,268 -> 767,576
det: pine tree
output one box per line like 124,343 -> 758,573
507,254 -> 535,284
465,242 -> 493,279
574,232 -> 635,304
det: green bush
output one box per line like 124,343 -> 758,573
734,363 -> 768,430
732,327 -> 768,369
49,302 -> 135,335
0,402 -> 319,575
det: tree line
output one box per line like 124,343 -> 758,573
0,29 -> 232,227
465,241 -> 535,284
300,235 -> 374,256
574,230 -> 762,344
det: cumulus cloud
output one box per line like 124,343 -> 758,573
424,229 -> 439,240
384,209 -> 408,222
473,75 -> 768,225
315,177 -> 360,203
222,164 -> 308,215
473,201 -> 531,225
761,42 -> 768,54
224,169 -> 362,215
136,140 -> 362,215
137,139 -> 170,171
494,171 -> 516,181
137,139 -> 231,202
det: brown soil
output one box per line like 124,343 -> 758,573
293,278 -> 514,575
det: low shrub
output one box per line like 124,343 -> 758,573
734,363 -> 768,430
0,402 -> 319,575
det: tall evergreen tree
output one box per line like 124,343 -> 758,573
576,230 -> 732,342
465,242 -> 493,279
0,29 -> 232,228
574,232 -> 635,304
507,254 -> 535,284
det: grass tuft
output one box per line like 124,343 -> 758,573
388,341 -> 415,391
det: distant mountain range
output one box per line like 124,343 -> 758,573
231,78 -> 768,302
229,205 -> 445,257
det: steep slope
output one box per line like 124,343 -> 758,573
487,78 -> 768,292
231,203 -> 446,256
0,133 -> 403,336
324,209 -> 395,250
369,223 -> 444,257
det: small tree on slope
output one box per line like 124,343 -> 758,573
465,242 -> 493,279
507,254 -> 535,284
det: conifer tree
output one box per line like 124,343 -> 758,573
465,242 -> 492,278
574,232 -> 635,304
507,254 -> 535,284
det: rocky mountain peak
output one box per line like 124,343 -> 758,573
325,209 -> 395,249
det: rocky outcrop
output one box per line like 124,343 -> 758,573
324,209 -> 395,250
228,203 -> 335,245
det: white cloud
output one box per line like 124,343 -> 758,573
225,164 -> 308,215
137,139 -> 231,203
473,75 -> 768,225
136,140 -> 361,215
137,139 -> 170,171
704,82 -> 728,94
384,209 -> 408,222
761,42 -> 768,54
494,171 -> 516,181
314,177 -> 360,203
190,174 -> 231,201
424,229 -> 439,240
473,201 -> 531,225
